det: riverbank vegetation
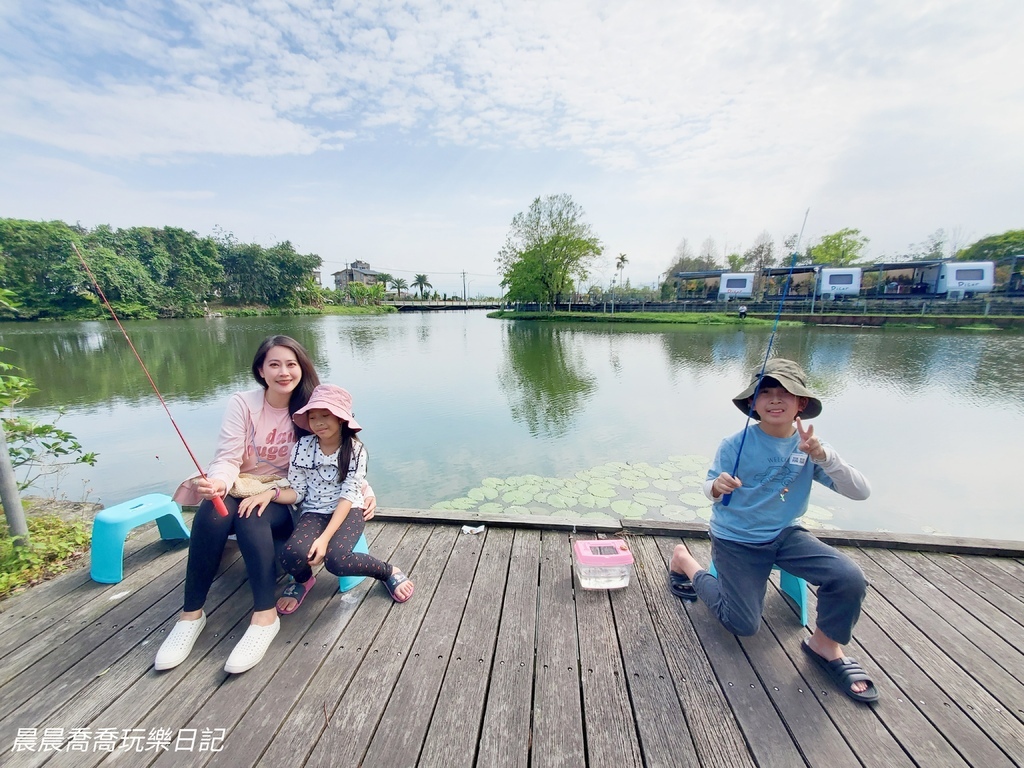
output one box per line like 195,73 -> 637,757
0,218 -> 382,321
489,310 -> 780,326
1,507 -> 92,599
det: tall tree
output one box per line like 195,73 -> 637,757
412,274 -> 432,298
807,228 -> 868,266
390,277 -> 408,297
744,231 -> 777,296
497,194 -> 603,307
956,229 -> 1024,262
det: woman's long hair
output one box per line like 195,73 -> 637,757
251,335 -> 320,434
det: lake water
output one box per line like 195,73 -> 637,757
2,313 -> 1022,541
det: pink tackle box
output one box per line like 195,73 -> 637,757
573,539 -> 634,590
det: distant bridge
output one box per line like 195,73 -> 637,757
383,300 -> 501,311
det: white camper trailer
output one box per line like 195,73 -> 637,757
816,267 -> 862,299
717,273 -> 755,301
916,262 -> 995,299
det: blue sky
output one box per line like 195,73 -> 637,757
1,1 -> 1021,299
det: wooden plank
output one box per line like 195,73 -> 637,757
684,541 -> 861,768
302,525 -> 459,768
0,561 -> 244,764
809,581 -> 985,767
925,553 -> 1024,624
968,555 -> 1024,588
659,538 -> 805,768
476,529 -> 542,768
198,525 -> 403,768
0,536 -> 187,660
361,526 -> 485,766
757,574 -> 915,768
888,549 -> 1024,659
846,548 -> 1024,764
0,538 -> 199,718
575,550 -> 644,768
0,521 -> 166,635
377,507 -> 621,533
417,528 -> 513,767
18,555 -> 254,768
530,530 -> 586,768
610,540 -> 701,767
253,523 -> 433,768
631,536 -> 754,768
623,521 -> 1024,557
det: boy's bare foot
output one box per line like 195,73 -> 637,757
670,544 -> 702,580
805,629 -> 869,695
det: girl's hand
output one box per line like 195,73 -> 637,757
192,477 -> 226,501
363,495 -> 377,521
308,536 -> 328,566
712,472 -> 742,497
237,489 -> 275,518
796,417 -> 827,461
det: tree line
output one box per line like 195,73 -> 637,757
0,219 -> 323,320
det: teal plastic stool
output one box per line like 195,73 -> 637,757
338,533 -> 370,592
708,560 -> 809,627
90,493 -> 190,583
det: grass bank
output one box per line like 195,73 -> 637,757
487,310 -> 782,326
1,499 -> 96,600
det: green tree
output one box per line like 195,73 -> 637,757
412,274 -> 432,298
375,272 -> 393,291
743,232 -> 777,297
808,228 -> 869,266
497,194 -> 603,307
390,277 -> 408,297
956,229 -> 1024,262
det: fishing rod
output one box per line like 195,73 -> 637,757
722,209 -> 810,506
71,243 -> 229,517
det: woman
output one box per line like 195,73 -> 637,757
153,335 -> 375,674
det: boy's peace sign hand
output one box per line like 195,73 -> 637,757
796,417 -> 827,462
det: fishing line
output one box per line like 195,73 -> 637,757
71,243 -> 229,516
722,209 -> 809,506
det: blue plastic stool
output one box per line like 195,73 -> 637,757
338,533 -> 370,593
90,494 -> 190,583
708,560 -> 809,627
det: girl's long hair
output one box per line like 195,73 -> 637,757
251,335 -> 320,435
337,424 -> 364,485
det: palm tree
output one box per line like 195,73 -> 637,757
375,272 -> 393,291
616,253 -> 628,289
390,277 -> 408,297
412,274 -> 432,299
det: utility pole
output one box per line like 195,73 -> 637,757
462,271 -> 467,303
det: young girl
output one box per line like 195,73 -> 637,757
246,384 -> 414,614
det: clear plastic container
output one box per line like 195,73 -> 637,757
573,539 -> 634,590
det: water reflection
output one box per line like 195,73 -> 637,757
498,322 -> 596,438
2,315 -> 1023,538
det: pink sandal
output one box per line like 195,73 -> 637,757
277,576 -> 316,615
384,572 -> 414,603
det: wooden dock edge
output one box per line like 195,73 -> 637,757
374,508 -> 1024,557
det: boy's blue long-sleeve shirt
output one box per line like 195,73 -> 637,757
706,426 -> 870,544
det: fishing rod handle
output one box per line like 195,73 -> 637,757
721,492 -> 732,506
212,496 -> 229,517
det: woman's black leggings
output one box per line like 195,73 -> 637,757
280,510 -> 391,584
183,496 -> 295,613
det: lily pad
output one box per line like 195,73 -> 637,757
618,476 -> 650,491
661,505 -> 697,522
481,477 -> 507,489
502,488 -> 535,505
588,483 -> 618,498
679,492 -> 712,508
478,502 -> 504,515
611,499 -> 647,518
653,479 -> 684,492
633,491 -> 667,507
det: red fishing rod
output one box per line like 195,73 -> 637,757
72,243 -> 229,516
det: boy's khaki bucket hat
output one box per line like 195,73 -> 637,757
731,358 -> 823,419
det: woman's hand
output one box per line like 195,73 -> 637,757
796,417 -> 827,462
711,472 -> 742,498
237,489 -> 275,518
192,477 -> 227,501
308,536 -> 328,566
362,495 -> 377,521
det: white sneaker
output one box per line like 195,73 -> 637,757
154,613 -> 206,671
224,618 -> 280,674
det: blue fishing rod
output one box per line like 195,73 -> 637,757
722,209 -> 809,506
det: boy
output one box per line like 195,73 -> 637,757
669,358 -> 878,703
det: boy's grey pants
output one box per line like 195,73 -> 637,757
692,526 -> 867,643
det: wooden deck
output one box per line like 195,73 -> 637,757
1,517 -> 1023,767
